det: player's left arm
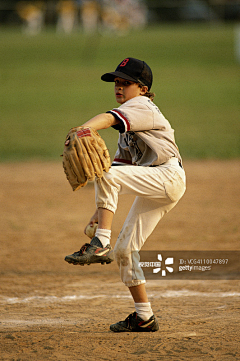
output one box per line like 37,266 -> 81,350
82,113 -> 120,130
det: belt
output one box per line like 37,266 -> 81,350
150,158 -> 183,168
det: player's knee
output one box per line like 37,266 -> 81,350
114,248 -> 145,286
114,247 -> 140,269
114,247 -> 131,267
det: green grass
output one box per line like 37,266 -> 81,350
0,24 -> 239,162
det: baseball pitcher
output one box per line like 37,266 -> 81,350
62,57 -> 186,332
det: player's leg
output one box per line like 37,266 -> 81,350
65,161 -> 185,266
114,195 -> 176,286
110,160 -> 187,332
129,283 -> 148,303
90,165 -> 175,266
98,207 -> 114,230
64,166 -> 122,265
110,194 -> 176,332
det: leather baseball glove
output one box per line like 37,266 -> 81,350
62,127 -> 111,191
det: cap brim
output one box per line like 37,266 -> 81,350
101,71 -> 138,83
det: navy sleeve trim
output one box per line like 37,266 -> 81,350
107,110 -> 130,133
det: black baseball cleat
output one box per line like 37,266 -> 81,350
64,237 -> 114,266
110,312 -> 159,332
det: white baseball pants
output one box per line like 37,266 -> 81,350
95,157 -> 186,287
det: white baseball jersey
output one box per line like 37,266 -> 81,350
107,96 -> 182,167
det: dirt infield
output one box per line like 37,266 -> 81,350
0,160 -> 240,360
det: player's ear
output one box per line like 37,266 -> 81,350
139,85 -> 148,95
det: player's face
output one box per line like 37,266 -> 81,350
114,77 -> 147,104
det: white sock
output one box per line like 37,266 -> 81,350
95,228 -> 111,248
135,302 -> 153,321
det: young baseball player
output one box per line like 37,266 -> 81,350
65,57 -> 186,332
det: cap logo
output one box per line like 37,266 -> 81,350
120,58 -> 129,67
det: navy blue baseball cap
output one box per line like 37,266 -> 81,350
101,57 -> 153,90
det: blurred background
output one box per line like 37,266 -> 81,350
0,0 -> 239,162
1,0 -> 240,30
